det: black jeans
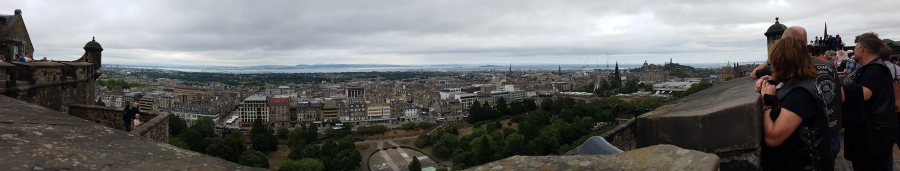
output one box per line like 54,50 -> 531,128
852,128 -> 896,171
123,119 -> 133,132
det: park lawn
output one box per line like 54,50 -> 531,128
356,143 -> 372,151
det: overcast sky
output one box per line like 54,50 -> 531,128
3,0 -> 899,66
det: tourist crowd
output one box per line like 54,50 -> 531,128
752,26 -> 896,170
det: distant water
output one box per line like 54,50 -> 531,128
106,62 -> 762,74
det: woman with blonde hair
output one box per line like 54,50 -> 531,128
758,37 -> 833,170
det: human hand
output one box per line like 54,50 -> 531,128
755,76 -> 771,93
761,80 -> 776,96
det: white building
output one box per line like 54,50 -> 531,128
239,94 -> 269,128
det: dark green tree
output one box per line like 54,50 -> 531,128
278,159 -> 303,171
473,135 -> 496,165
168,138 -> 189,149
540,98 -> 553,112
192,117 -> 216,137
409,157 -> 422,171
204,132 -> 246,162
168,115 -> 187,136
503,133 -> 526,157
495,97 -> 509,116
433,134 -> 458,159
467,101 -> 483,123
177,128 -> 209,152
238,150 -> 269,168
297,158 -> 326,171
415,134 -> 433,148
523,99 -> 538,112
277,128 -> 289,139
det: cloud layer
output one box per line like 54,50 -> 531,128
3,0 -> 899,66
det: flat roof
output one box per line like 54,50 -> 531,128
244,94 -> 267,101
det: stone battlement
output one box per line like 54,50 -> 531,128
0,95 -> 260,170
468,144 -> 719,171
68,104 -> 170,143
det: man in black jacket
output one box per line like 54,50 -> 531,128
842,32 -> 896,171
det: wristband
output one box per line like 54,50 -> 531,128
770,107 -> 781,120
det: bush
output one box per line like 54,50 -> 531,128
415,135 -> 433,148
402,122 -> 418,130
238,150 -> 269,168
279,158 -> 325,171
277,128 -> 289,139
417,122 -> 436,129
357,125 -> 389,135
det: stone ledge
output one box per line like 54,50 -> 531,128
0,96 -> 261,170
636,77 -> 760,169
466,144 -> 719,171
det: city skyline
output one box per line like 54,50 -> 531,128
3,0 -> 899,66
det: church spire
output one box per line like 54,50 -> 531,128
824,21 -> 828,38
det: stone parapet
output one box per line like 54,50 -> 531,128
600,119 -> 636,151
68,104 -> 168,142
2,61 -> 97,112
467,144 -> 719,171
133,112 -> 169,143
0,95 -> 260,170
636,77 -> 760,169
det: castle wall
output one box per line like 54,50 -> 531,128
636,77 -> 760,170
133,112 -> 170,143
68,104 -> 169,143
600,119 -> 636,151
2,62 -> 95,112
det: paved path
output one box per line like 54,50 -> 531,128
374,141 -> 401,171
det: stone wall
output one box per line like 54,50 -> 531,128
0,95 -> 259,170
2,61 -> 96,113
467,144 -> 719,171
133,112 -> 169,142
601,119 -> 636,151
68,104 -> 123,129
68,104 -> 169,143
636,77 -> 760,169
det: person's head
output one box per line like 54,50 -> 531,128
135,114 -> 141,120
782,26 -> 808,43
769,37 -> 816,82
854,32 -> 893,60
132,101 -> 139,107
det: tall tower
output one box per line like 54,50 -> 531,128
823,22 -> 828,38
614,62 -> 621,85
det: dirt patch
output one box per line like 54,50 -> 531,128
267,147 -> 291,170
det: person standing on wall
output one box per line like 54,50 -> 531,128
842,32 -> 896,171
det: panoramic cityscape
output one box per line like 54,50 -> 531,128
2,1 -> 900,171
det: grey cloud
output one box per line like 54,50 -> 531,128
2,0 -> 899,65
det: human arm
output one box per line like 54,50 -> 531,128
759,83 -> 807,147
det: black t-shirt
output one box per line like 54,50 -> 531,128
762,88 -> 828,170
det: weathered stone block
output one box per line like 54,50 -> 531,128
636,77 -> 760,169
468,144 -> 719,171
